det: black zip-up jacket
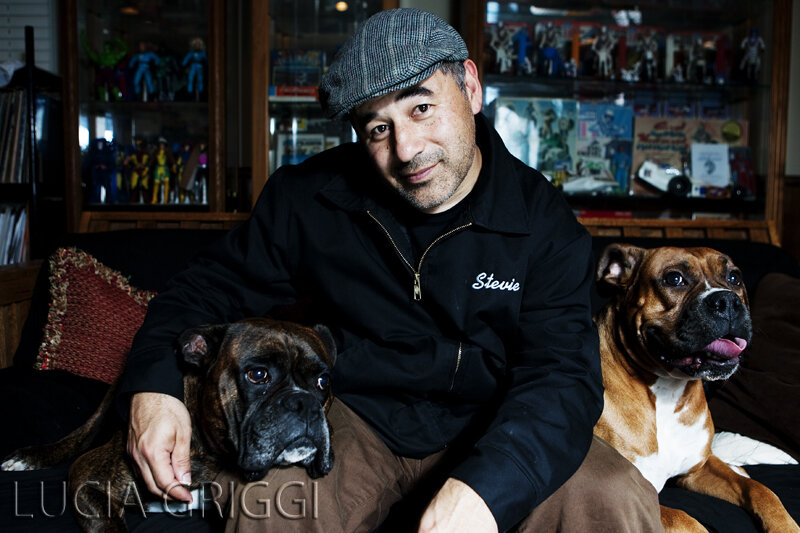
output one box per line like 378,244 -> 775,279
119,113 -> 603,531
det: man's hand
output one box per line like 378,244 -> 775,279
419,477 -> 498,533
127,392 -> 193,502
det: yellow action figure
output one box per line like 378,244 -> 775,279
124,139 -> 150,204
151,138 -> 174,204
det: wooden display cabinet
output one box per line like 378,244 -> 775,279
462,0 -> 791,244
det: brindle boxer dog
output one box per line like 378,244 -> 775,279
593,244 -> 799,533
2,318 -> 336,533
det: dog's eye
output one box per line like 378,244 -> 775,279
246,368 -> 270,384
728,271 -> 743,287
663,271 -> 686,287
316,373 -> 331,392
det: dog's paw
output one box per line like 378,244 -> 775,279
1,456 -> 35,471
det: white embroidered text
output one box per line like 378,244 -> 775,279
472,273 -> 520,292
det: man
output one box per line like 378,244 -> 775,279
122,9 -> 662,532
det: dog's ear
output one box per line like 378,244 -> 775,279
597,243 -> 645,289
312,324 -> 337,367
178,324 -> 229,368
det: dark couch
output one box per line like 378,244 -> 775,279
1,228 -> 798,532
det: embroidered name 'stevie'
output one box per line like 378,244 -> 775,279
472,272 -> 520,292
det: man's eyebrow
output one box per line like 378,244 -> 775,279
394,84 -> 433,102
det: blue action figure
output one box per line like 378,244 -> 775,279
130,42 -> 160,101
183,37 -> 207,100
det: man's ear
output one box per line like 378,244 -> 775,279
178,324 -> 229,369
596,243 -> 646,289
462,59 -> 483,115
312,324 -> 337,367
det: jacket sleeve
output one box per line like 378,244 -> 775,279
116,172 -> 299,417
449,213 -> 603,531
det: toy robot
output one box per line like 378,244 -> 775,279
739,28 -> 765,82
130,42 -> 160,101
183,37 -> 208,100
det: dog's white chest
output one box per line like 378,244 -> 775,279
632,377 -> 709,492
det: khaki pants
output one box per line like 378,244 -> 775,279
214,399 -> 663,532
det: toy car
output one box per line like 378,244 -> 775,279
636,160 -> 692,196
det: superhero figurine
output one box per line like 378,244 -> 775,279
739,28 -> 765,82
150,137 -> 174,204
173,142 -> 194,203
84,138 -> 117,203
592,26 -> 617,79
124,138 -> 151,203
182,37 -> 207,100
129,42 -> 160,101
80,31 -> 128,102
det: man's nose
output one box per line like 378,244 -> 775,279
392,121 -> 424,163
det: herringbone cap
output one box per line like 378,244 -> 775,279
319,8 -> 468,120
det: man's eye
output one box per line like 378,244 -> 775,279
415,103 -> 431,115
369,124 -> 389,139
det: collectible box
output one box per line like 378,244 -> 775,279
572,103 -> 634,195
494,97 -> 578,182
631,116 -> 749,197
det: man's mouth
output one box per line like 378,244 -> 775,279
400,163 -> 437,184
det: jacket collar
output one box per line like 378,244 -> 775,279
319,112 -> 532,235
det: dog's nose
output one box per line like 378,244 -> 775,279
704,291 -> 742,321
279,391 -> 315,414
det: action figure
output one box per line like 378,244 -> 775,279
512,26 -> 534,75
84,138 -> 117,203
124,138 -> 151,203
182,37 -> 208,100
150,137 -> 174,204
195,143 -> 208,204
156,47 -> 180,101
592,26 -> 617,79
688,36 -> 708,84
129,42 -> 160,101
173,142 -> 194,203
488,22 -> 515,74
637,29 -> 659,82
537,22 -> 563,77
739,28 -> 765,82
80,31 -> 128,102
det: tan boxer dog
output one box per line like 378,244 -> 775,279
593,244 -> 799,533
2,318 -> 336,533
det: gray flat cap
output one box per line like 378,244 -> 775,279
319,8 -> 469,120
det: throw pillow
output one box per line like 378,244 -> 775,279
34,247 -> 155,384
708,272 -> 800,462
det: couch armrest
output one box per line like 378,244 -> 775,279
0,261 -> 42,368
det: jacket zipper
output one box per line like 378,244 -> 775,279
449,342 -> 463,392
366,210 -> 472,301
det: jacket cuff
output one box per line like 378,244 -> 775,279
115,347 -> 185,421
449,446 -> 540,532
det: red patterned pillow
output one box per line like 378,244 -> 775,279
35,247 -> 155,384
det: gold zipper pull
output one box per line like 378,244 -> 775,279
413,272 -> 422,301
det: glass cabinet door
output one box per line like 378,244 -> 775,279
267,0 -> 384,174
479,0 -> 775,220
77,0 -> 212,207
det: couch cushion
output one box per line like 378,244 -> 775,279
35,248 -> 155,384
708,272 -> 800,462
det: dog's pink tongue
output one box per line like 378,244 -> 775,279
704,338 -> 747,359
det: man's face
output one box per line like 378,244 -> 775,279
352,60 -> 483,214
